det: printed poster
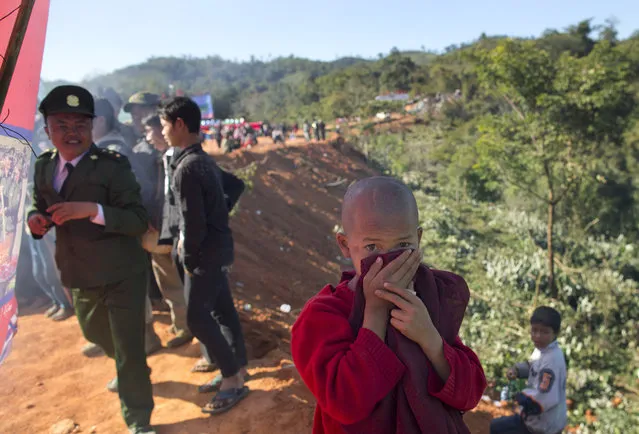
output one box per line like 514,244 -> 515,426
0,0 -> 51,364
192,93 -> 215,119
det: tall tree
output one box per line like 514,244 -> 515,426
379,52 -> 417,93
476,39 -> 635,297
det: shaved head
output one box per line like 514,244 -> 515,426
337,177 -> 421,275
341,177 -> 419,233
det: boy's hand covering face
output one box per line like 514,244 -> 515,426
360,249 -> 421,313
375,281 -> 437,350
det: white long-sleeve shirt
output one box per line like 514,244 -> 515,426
515,340 -> 567,434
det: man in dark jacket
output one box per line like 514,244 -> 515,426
155,121 -> 246,370
159,96 -> 249,415
29,85 -> 155,434
318,119 -> 326,141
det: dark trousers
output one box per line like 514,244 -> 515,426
171,246 -> 230,365
172,245 -> 183,283
490,415 -> 531,434
146,253 -> 162,300
184,264 -> 247,378
72,271 -> 154,428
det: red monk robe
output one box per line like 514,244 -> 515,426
291,261 -> 486,434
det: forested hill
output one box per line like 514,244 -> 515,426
42,20 -> 638,122
45,55 -> 370,120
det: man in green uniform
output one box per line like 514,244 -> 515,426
28,85 -> 155,434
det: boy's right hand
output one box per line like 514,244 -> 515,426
362,249 -> 422,313
506,367 -> 518,380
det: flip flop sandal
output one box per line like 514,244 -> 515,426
198,373 -> 251,393
82,343 -> 105,358
201,386 -> 250,415
106,377 -> 118,393
191,357 -> 217,373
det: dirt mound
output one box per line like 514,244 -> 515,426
0,138 -> 506,433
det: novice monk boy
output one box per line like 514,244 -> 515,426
291,176 -> 487,434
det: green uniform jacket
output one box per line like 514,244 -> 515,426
29,144 -> 149,289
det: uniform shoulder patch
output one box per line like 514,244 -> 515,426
95,147 -> 124,161
538,368 -> 555,393
37,148 -> 57,160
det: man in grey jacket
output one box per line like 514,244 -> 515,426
98,87 -> 138,150
125,92 -> 165,353
93,99 -> 129,156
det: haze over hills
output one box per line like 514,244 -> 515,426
42,20 -> 636,122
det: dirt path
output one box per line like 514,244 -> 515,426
0,139 -> 508,433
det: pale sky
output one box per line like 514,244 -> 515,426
41,0 -> 637,82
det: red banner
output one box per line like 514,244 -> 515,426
0,0 -> 51,364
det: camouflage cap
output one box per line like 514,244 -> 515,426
123,92 -> 160,113
39,85 -> 95,118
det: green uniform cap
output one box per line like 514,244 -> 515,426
123,92 -> 160,113
39,85 -> 95,118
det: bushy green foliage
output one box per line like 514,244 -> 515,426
573,403 -> 639,434
415,196 -> 639,430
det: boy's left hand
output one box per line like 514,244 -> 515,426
375,282 -> 440,351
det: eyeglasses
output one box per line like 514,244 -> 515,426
48,119 -> 92,133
